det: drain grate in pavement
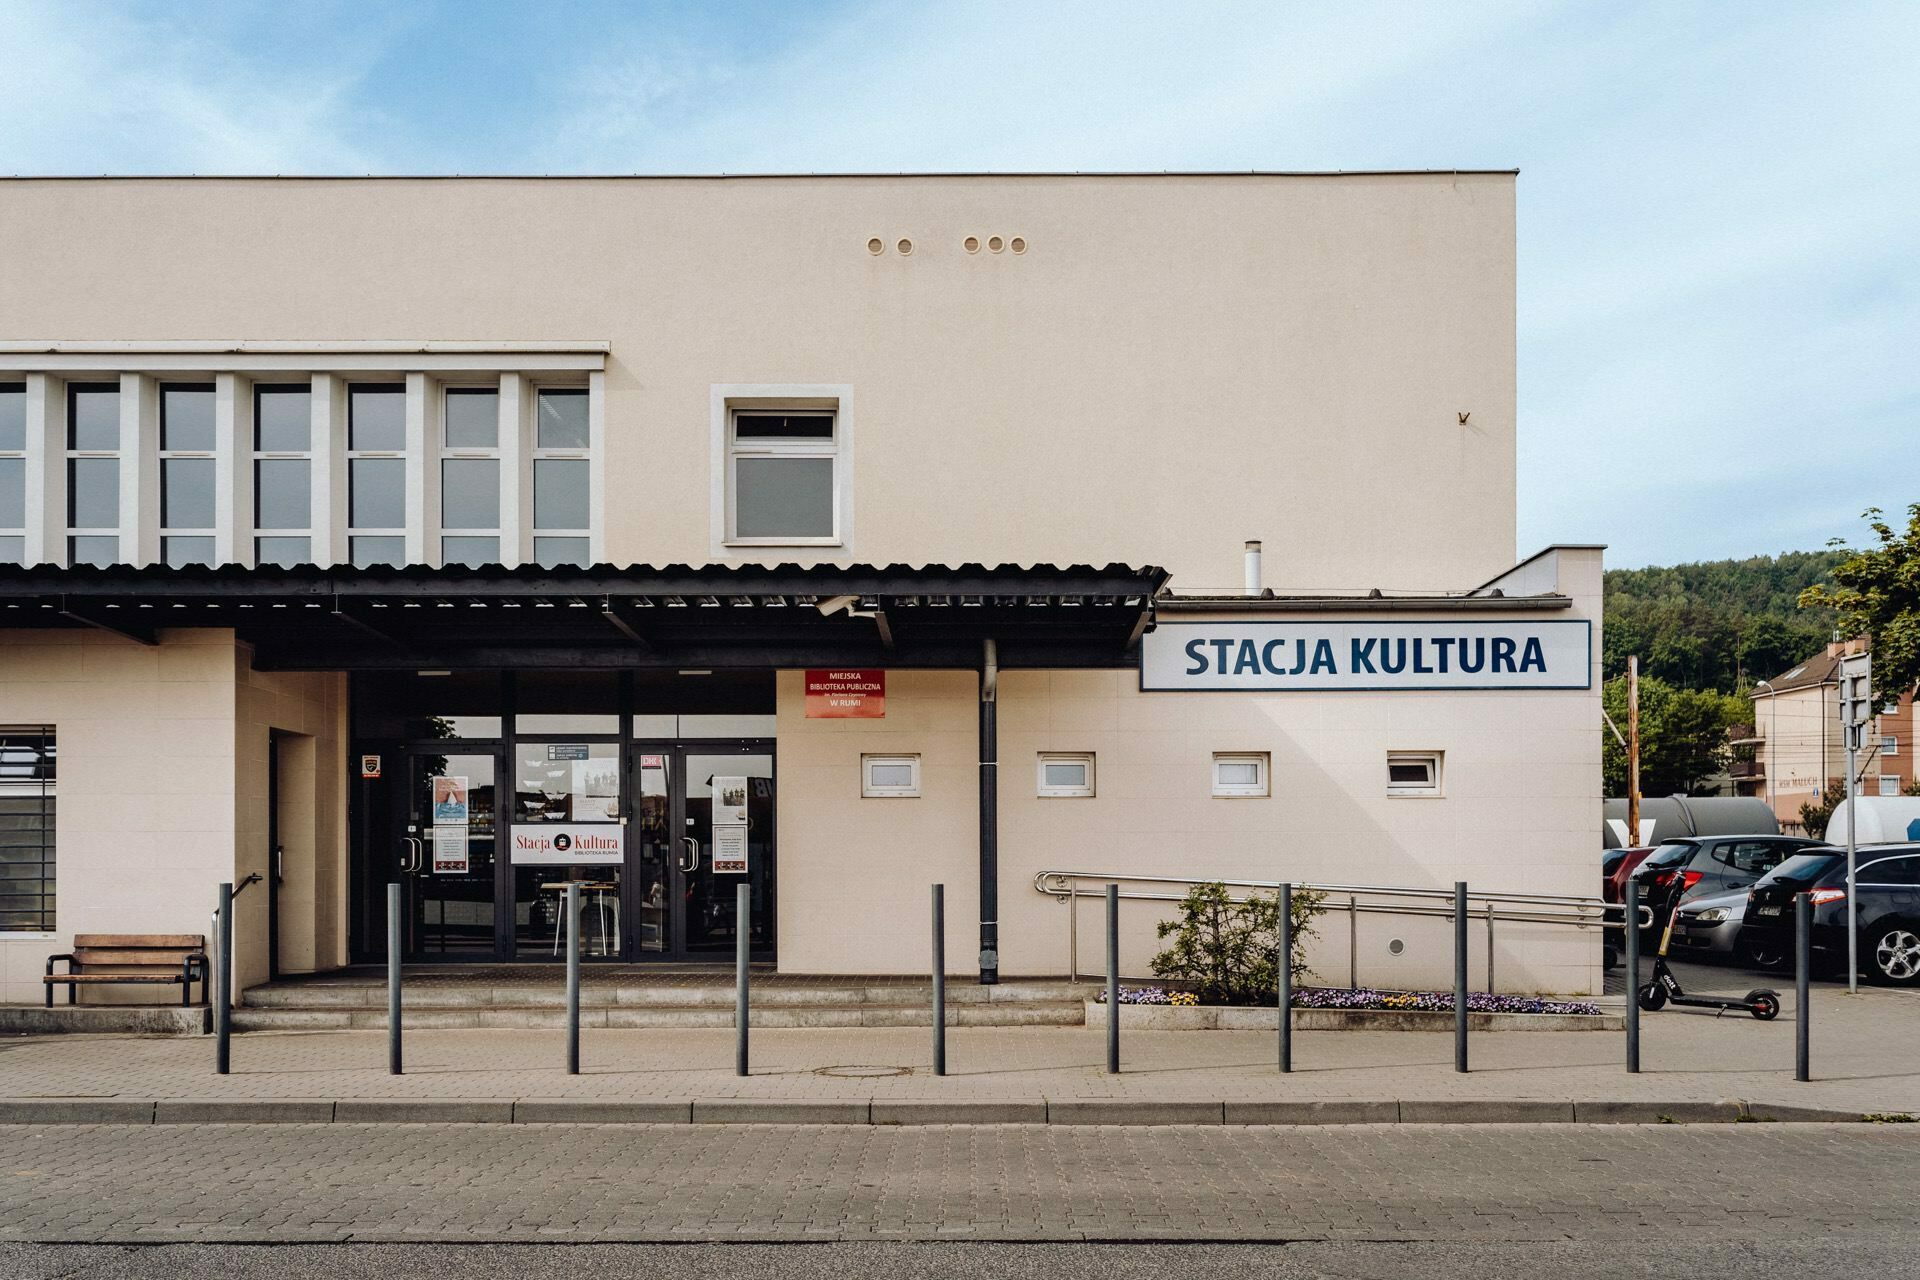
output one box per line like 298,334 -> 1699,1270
813,1064 -> 913,1078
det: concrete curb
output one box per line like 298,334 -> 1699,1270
0,1096 -> 1889,1125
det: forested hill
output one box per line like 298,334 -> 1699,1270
1602,551 -> 1845,693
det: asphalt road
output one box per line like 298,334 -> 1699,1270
0,1239 -> 1914,1280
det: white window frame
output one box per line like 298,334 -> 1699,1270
1037,752 -> 1096,798
251,382 -> 314,566
0,381 -> 24,563
1878,775 -> 1900,797
342,380 -> 407,568
530,383 -> 592,567
438,383 -> 503,567
1883,735 -> 1899,757
1387,750 -> 1445,797
710,385 -> 853,556
157,381 -> 217,566
862,753 -> 922,798
1211,752 -> 1269,798
0,725 -> 56,936
64,380 -> 122,564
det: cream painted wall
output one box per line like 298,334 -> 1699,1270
0,173 -> 1517,589
776,549 -> 1604,995
0,628 -> 345,1004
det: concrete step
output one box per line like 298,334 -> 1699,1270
241,979 -> 1088,1011
231,999 -> 1087,1032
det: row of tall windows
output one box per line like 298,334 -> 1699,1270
0,380 -> 591,568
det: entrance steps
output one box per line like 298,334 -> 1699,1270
234,970 -> 1091,1031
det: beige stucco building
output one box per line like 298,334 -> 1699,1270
0,172 -> 1604,1005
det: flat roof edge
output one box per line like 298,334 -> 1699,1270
0,169 -> 1522,182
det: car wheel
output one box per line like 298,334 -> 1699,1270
1636,983 -> 1667,1012
1869,927 -> 1920,987
1740,935 -> 1788,970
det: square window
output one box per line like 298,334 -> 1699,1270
350,457 -> 405,529
1878,775 -> 1900,797
159,383 -> 215,452
348,384 -> 406,451
534,458 -> 589,530
1037,752 -> 1095,798
441,457 -> 500,529
1882,736 -> 1898,756
536,388 -> 590,449
1211,753 -> 1269,798
1387,751 -> 1443,796
255,458 -> 311,529
162,457 -> 215,528
253,385 -> 311,452
67,383 -> 120,450
444,388 -> 499,448
862,754 -> 921,798
67,457 -> 119,528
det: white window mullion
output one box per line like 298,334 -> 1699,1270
24,374 -> 64,566
587,369 -> 605,564
498,372 -> 527,568
311,373 -> 347,567
125,373 -> 159,566
404,372 -> 437,566
215,372 -> 254,567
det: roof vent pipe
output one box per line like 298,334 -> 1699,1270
1244,541 -> 1263,597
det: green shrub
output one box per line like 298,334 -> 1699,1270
1149,881 -> 1323,1006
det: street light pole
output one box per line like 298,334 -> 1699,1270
1754,678 -> 1776,817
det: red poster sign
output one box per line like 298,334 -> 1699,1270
805,669 -> 886,718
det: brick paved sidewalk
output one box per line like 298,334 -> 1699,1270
1,977 -> 1915,1120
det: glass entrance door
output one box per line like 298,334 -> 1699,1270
404,749 -> 500,958
632,742 -> 775,961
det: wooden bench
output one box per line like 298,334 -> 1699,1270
44,935 -> 208,1007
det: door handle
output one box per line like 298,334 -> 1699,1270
274,845 -> 285,884
679,836 -> 700,873
401,837 -> 423,874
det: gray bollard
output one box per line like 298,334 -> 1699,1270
1625,879 -> 1640,1074
387,883 -> 403,1075
736,882 -> 751,1077
1796,890 -> 1811,1083
1454,881 -> 1469,1073
932,883 -> 947,1076
1278,882 -> 1293,1074
215,881 -> 232,1075
1106,883 -> 1120,1075
566,883 -> 581,1076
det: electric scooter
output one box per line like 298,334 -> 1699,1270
1636,901 -> 1780,1020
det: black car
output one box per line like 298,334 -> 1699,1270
1740,845 -> 1920,985
1628,835 -> 1831,936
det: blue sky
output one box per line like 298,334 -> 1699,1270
2,0 -> 1915,569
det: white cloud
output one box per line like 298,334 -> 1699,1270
0,0 -> 384,174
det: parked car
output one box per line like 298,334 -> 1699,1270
1629,835 -> 1832,936
1740,844 -> 1920,985
1667,888 -> 1750,960
1603,847 -> 1654,905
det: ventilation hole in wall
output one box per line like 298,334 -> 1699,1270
1010,236 -> 1027,254
1387,938 -> 1406,956
987,235 -> 1004,253
896,238 -> 913,255
964,236 -> 980,253
867,238 -> 885,255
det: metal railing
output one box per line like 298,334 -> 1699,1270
1034,869 -> 1643,990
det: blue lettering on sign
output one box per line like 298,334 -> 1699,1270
1351,639 -> 1377,674
1234,639 -> 1261,675
1379,639 -> 1406,674
1310,639 -> 1336,674
1458,637 -> 1485,673
1433,637 -> 1454,672
1520,636 -> 1546,673
1167,627 -> 1566,685
1186,638 -> 1209,675
1262,639 -> 1287,674
1411,639 -> 1433,674
1491,637 -> 1517,672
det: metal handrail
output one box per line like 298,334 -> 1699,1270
1033,869 -> 1647,988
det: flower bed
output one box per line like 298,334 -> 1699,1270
1093,984 -> 1601,1017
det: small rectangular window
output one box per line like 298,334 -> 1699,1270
536,388 -> 590,450
1211,753 -> 1269,798
1882,736 -> 1898,756
1037,752 -> 1095,798
728,408 -> 840,545
159,383 -> 215,452
1387,751 -> 1443,796
444,387 -> 499,449
67,383 -> 120,451
1877,775 -> 1900,797
348,384 -> 406,451
862,753 -> 921,798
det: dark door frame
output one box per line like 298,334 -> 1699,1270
628,739 -> 776,964
397,743 -> 508,963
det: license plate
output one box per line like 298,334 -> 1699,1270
1756,906 -> 1781,917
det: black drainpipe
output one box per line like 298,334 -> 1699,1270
978,637 -> 999,985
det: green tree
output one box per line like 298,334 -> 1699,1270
1800,505 -> 1920,707
1604,551 -> 1841,692
1601,674 -> 1749,796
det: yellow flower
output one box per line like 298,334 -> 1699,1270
1169,991 -> 1199,1006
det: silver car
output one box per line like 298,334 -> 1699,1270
1669,888 -> 1749,960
